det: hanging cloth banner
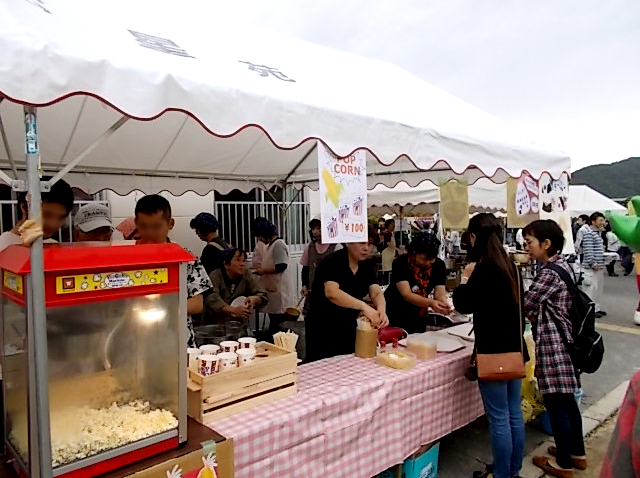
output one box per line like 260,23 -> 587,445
507,172 -> 539,228
440,180 -> 469,230
317,142 -> 367,244
539,173 -> 574,254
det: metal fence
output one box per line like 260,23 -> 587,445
0,200 -> 110,242
215,200 -> 310,254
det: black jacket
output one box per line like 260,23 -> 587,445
453,262 -> 529,361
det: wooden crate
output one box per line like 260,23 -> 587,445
187,342 -> 297,423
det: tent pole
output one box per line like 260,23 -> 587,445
47,115 -> 129,187
24,106 -> 53,478
284,143 -> 316,182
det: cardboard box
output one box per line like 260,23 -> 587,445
377,464 -> 402,478
402,442 -> 439,478
103,418 -> 234,478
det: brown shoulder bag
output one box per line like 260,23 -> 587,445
474,269 -> 526,381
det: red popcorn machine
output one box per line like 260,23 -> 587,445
0,242 -> 194,477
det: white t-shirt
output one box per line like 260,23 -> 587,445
0,230 -> 57,252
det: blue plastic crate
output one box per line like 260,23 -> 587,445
402,442 -> 440,478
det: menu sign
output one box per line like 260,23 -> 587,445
318,142 -> 367,243
507,173 -> 539,228
539,173 -> 574,254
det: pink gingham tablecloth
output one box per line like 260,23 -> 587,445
209,344 -> 483,478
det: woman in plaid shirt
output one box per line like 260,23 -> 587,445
523,220 -> 586,478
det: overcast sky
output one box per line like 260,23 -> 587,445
217,0 -> 639,171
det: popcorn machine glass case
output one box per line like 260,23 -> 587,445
0,243 -> 193,477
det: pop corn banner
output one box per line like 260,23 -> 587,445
318,142 -> 367,243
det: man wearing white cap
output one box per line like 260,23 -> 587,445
74,204 -> 114,242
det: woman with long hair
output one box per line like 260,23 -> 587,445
452,213 -> 528,478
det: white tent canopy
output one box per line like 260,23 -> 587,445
369,182 -> 625,217
0,0 -> 570,196
568,185 -> 627,216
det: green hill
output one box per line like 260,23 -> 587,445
572,157 -> 640,199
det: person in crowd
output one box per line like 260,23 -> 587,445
135,194 -> 212,346
206,247 -> 268,324
452,213 -> 527,478
522,220 -> 585,478
447,229 -> 461,255
383,218 -> 396,249
251,216 -> 268,273
306,238 -> 389,362
385,232 -> 450,333
581,212 -> 607,317
573,214 -> 591,256
367,225 -> 380,258
0,178 -> 74,251
116,217 -> 141,241
600,370 -> 640,477
300,217 -> 340,317
619,242 -> 635,276
253,219 -> 293,336
380,234 -> 398,284
515,228 -> 525,251
460,230 -> 472,256
604,223 -> 621,277
73,204 -> 114,242
571,216 -> 586,240
190,212 -> 228,274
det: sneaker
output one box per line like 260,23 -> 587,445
634,310 -> 640,326
547,445 -> 587,470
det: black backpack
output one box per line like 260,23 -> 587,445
546,263 -> 604,374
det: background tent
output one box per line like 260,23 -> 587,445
568,185 -> 627,216
368,182 -> 625,218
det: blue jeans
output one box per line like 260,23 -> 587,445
478,379 -> 525,478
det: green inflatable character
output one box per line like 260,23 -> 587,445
608,196 -> 640,251
607,196 -> 640,325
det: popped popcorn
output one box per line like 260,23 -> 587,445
10,400 -> 177,467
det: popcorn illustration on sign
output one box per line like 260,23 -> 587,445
327,217 -> 338,238
353,196 -> 363,216
338,205 -> 350,223
322,168 -> 344,208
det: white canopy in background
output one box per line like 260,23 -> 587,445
0,0 -> 570,196
369,182 -> 625,218
568,185 -> 627,216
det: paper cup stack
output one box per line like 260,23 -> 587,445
194,336 -> 258,374
236,337 -> 256,367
